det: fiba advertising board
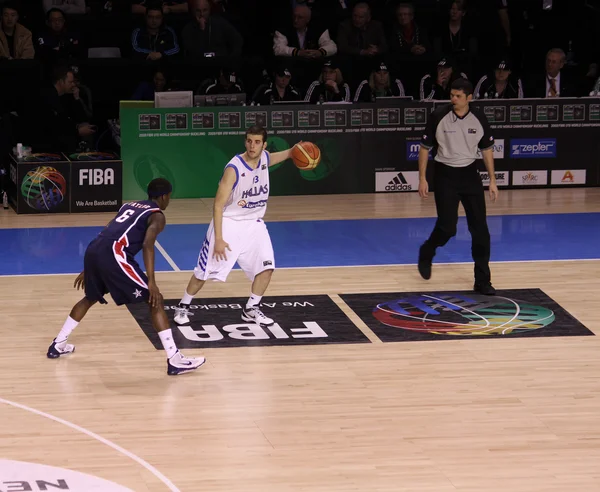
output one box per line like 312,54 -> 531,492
7,152 -> 123,214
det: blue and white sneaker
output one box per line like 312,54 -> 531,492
47,339 -> 75,359
167,351 -> 205,376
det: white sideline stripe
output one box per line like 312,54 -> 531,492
0,258 -> 599,278
155,240 -> 181,272
0,397 -> 181,492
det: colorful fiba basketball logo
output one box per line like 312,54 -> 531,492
372,293 -> 555,336
20,166 -> 67,211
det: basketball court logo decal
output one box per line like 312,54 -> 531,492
0,459 -> 133,491
340,289 -> 594,342
128,295 -> 370,349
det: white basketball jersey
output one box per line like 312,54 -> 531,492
222,151 -> 271,221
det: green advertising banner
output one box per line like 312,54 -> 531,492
119,101 -> 429,200
120,98 -> 600,200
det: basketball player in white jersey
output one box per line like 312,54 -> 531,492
174,126 -> 298,326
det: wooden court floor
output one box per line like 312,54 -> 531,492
1,189 -> 600,491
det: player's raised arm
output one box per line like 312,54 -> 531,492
142,212 -> 166,307
267,148 -> 293,166
213,166 -> 237,261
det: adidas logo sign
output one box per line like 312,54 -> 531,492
386,173 -> 412,191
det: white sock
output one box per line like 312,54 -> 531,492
56,316 -> 79,344
181,290 -> 194,306
246,293 -> 262,309
158,329 -> 178,359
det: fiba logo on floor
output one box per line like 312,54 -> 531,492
376,171 -> 419,192
371,293 -> 555,336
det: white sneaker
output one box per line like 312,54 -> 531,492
241,306 -> 274,326
174,303 -> 192,325
47,339 -> 75,359
167,351 -> 206,376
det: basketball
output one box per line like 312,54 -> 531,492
291,142 -> 321,171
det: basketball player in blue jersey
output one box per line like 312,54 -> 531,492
47,178 -> 205,376
174,126 -> 297,327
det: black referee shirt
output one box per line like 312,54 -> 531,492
420,104 -> 494,167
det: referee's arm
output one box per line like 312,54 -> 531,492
477,112 -> 499,201
418,112 -> 437,198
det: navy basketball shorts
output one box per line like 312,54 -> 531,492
83,238 -> 150,306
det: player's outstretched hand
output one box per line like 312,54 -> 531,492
418,179 -> 429,199
74,271 -> 85,290
148,280 -> 161,309
213,238 -> 231,262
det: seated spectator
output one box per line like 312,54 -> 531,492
132,68 -> 170,100
197,67 -> 244,95
305,60 -> 350,103
62,64 -> 93,122
182,0 -> 243,58
388,3 -> 429,57
273,5 -> 336,60
36,8 -> 82,64
0,2 -> 34,60
354,60 -> 406,102
336,2 -> 387,58
419,57 -> 467,100
526,48 -> 579,98
43,0 -> 86,15
474,60 -> 523,99
132,0 -> 188,15
433,1 -> 477,57
31,65 -> 95,151
252,66 -> 302,105
131,5 -> 179,60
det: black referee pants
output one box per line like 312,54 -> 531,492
420,161 -> 491,284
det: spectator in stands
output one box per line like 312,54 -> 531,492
388,3 -> 429,57
526,48 -> 579,98
43,0 -> 86,15
434,0 -> 477,57
131,5 -> 179,60
197,66 -> 244,95
353,60 -> 406,102
474,59 -> 523,99
132,68 -> 170,100
0,2 -> 34,60
336,2 -> 387,58
305,60 -> 350,103
419,57 -> 466,100
33,65 -> 95,151
273,5 -> 336,59
252,66 -> 302,105
63,64 -> 93,122
36,8 -> 82,64
182,0 -> 243,58
132,1 -> 188,15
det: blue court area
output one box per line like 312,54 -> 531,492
0,212 -> 599,276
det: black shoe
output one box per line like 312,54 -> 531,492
474,282 -> 496,296
418,246 -> 432,280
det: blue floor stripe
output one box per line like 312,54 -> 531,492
1,213 -> 599,276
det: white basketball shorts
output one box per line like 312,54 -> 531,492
193,218 -> 275,282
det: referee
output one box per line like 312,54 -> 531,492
417,78 -> 498,295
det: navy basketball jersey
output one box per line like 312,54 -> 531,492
99,200 -> 162,256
